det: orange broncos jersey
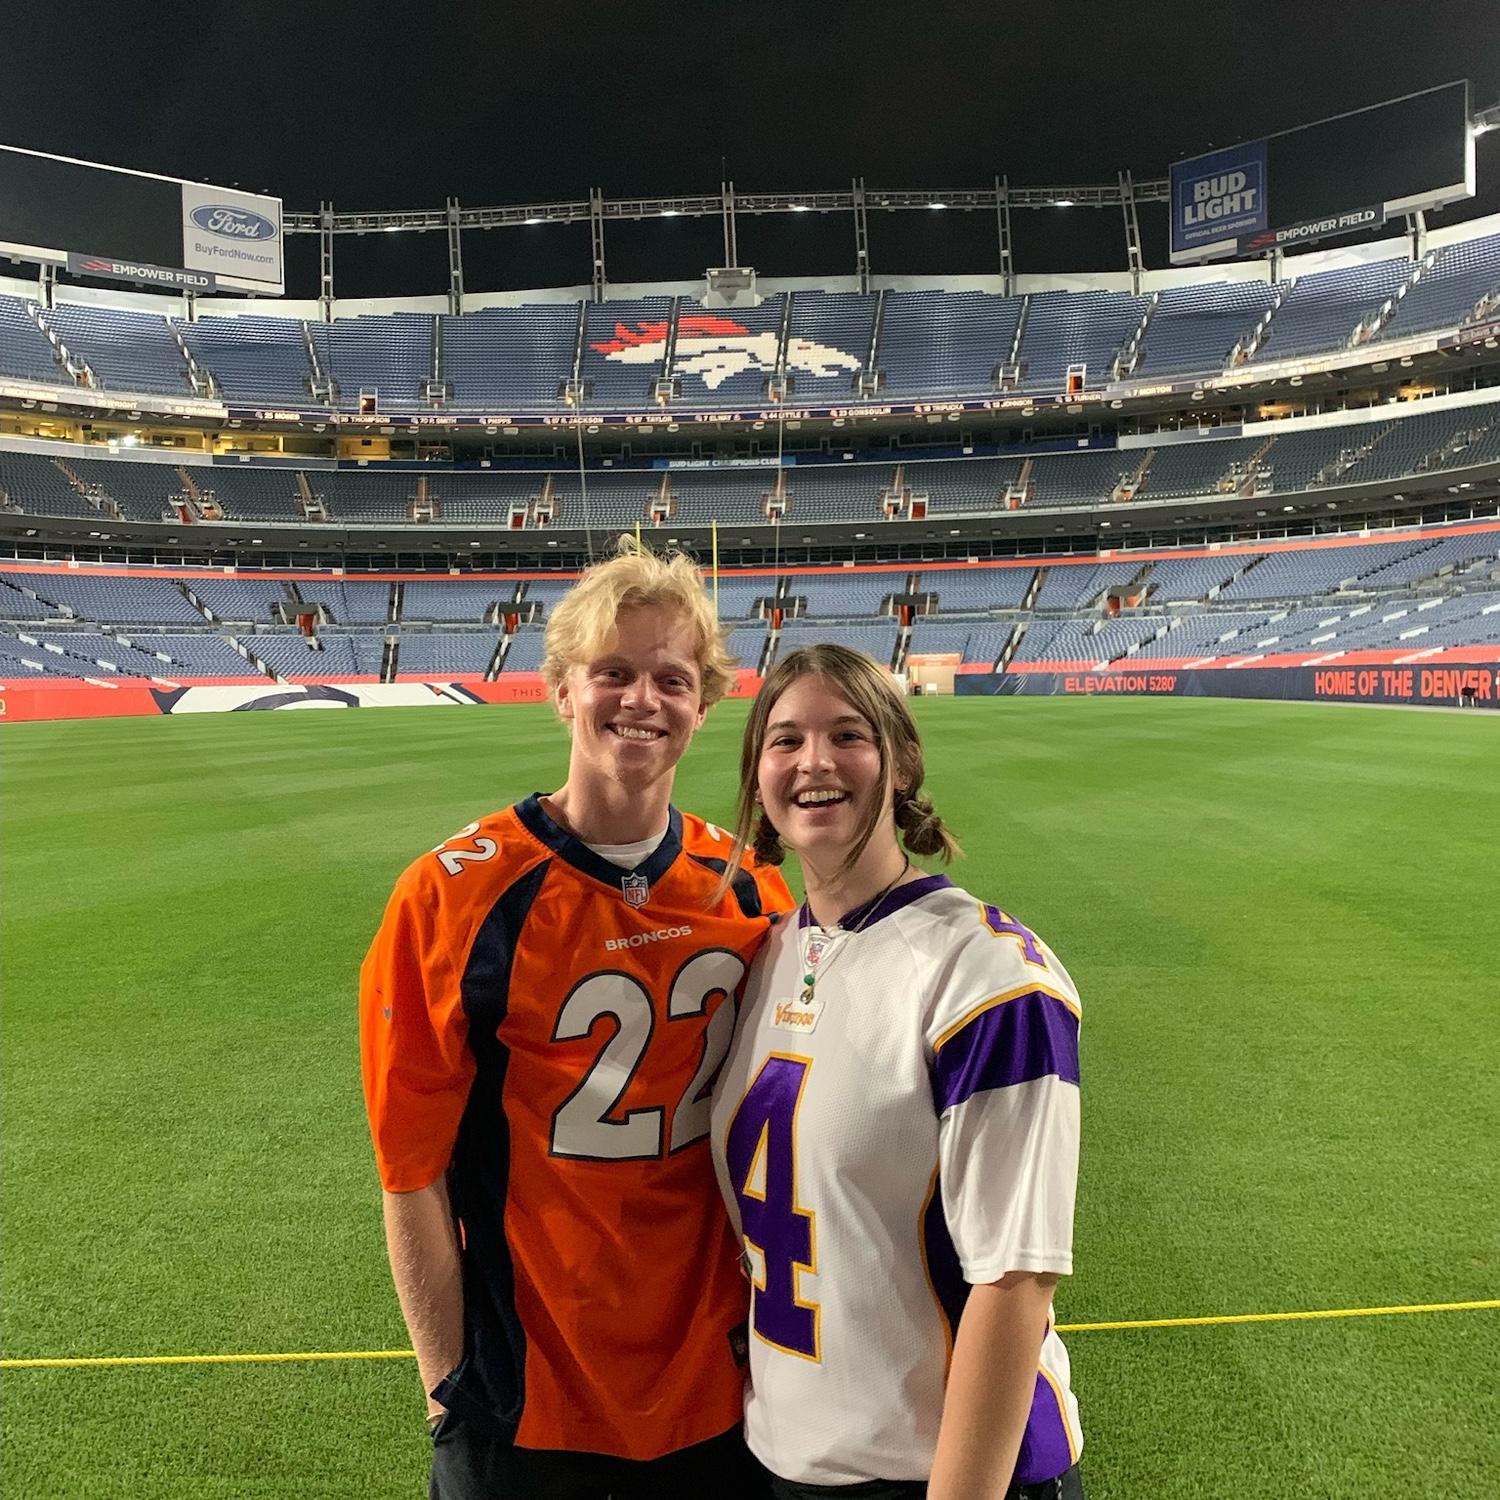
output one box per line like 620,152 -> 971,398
361,793 -> 792,1459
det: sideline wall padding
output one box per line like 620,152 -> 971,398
955,663 -> 1500,708
0,668 -> 765,723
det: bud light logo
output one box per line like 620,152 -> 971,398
189,204 -> 278,241
1170,140 -> 1268,259
591,315 -> 860,390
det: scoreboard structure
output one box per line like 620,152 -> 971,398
0,145 -> 283,294
1170,81 -> 1475,264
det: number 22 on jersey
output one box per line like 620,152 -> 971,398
550,949 -> 747,1161
724,1054 -> 821,1361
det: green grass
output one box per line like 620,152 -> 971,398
2,699 -> 1498,1498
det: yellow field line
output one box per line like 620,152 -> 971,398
0,1349 -> 415,1370
1055,1298 -> 1500,1333
3,1299 -> 1495,1370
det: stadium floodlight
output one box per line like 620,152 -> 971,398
524,217 -> 542,225
1053,198 -> 1075,207
790,203 -> 809,212
928,201 -> 947,209
660,209 -> 679,217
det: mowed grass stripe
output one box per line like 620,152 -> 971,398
2,699 -> 1497,1500
6,1297 -> 1498,1369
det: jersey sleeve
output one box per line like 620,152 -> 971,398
925,903 -> 1082,1284
359,859 -> 477,1193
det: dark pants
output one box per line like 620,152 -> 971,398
769,1461 -> 1084,1500
429,1415 -> 772,1500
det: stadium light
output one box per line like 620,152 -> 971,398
928,201 -> 947,209
1053,198 -> 1075,208
790,203 -> 809,212
524,217 -> 543,225
660,209 -> 680,217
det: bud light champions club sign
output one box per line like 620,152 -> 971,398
1170,141 -> 1268,261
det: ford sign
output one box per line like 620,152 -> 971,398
189,204 -> 278,241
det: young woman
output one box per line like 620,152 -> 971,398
711,644 -> 1085,1500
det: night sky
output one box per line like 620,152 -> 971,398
3,1 -> 1499,298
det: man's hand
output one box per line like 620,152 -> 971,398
383,1179 -> 465,1421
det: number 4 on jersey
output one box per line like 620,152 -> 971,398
981,903 -> 1049,970
724,1055 -> 820,1361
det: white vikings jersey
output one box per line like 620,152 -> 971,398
709,875 -> 1083,1487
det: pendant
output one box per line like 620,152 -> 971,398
773,990 -> 824,1034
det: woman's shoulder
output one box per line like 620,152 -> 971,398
902,880 -> 1082,1031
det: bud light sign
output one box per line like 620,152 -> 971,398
1170,141 -> 1268,262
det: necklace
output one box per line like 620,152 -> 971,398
799,856 -> 910,1004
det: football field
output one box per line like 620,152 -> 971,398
2,698 -> 1497,1499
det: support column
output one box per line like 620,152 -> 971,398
37,262 -> 57,309
319,201 -> 335,323
995,174 -> 1014,296
589,189 -> 606,301
1120,172 -> 1144,294
852,177 -> 870,293
1407,209 -> 1428,261
722,180 -> 738,267
446,197 -> 465,316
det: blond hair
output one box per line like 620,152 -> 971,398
719,644 -> 961,892
541,535 -> 738,706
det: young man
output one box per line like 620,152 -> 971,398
361,542 -> 791,1499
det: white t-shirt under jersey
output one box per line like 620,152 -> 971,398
709,874 -> 1083,1488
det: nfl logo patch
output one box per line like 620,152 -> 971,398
622,873 -> 650,908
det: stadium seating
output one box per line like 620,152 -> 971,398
4,520 -> 1497,685
1034,563 -> 1141,610
1017,290 -> 1149,391
673,296 -> 788,407
0,294 -> 66,384
442,304 -> 577,408
203,466 -> 309,521
1369,232 -> 1500,344
1250,260 -> 1412,364
402,579 -> 507,622
783,293 -> 873,397
7,221 -> 1500,419
879,291 -> 1021,397
581,298 -> 674,409
2,569 -> 203,624
503,629 -> 547,672
394,632 -> 498,676
923,566 -> 1034,611
1144,554 -> 1263,602
1,385 -> 1496,528
177,314 -> 315,405
0,450 -> 99,518
1137,282 -> 1277,377
322,314 -> 432,407
41,304 -> 193,396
